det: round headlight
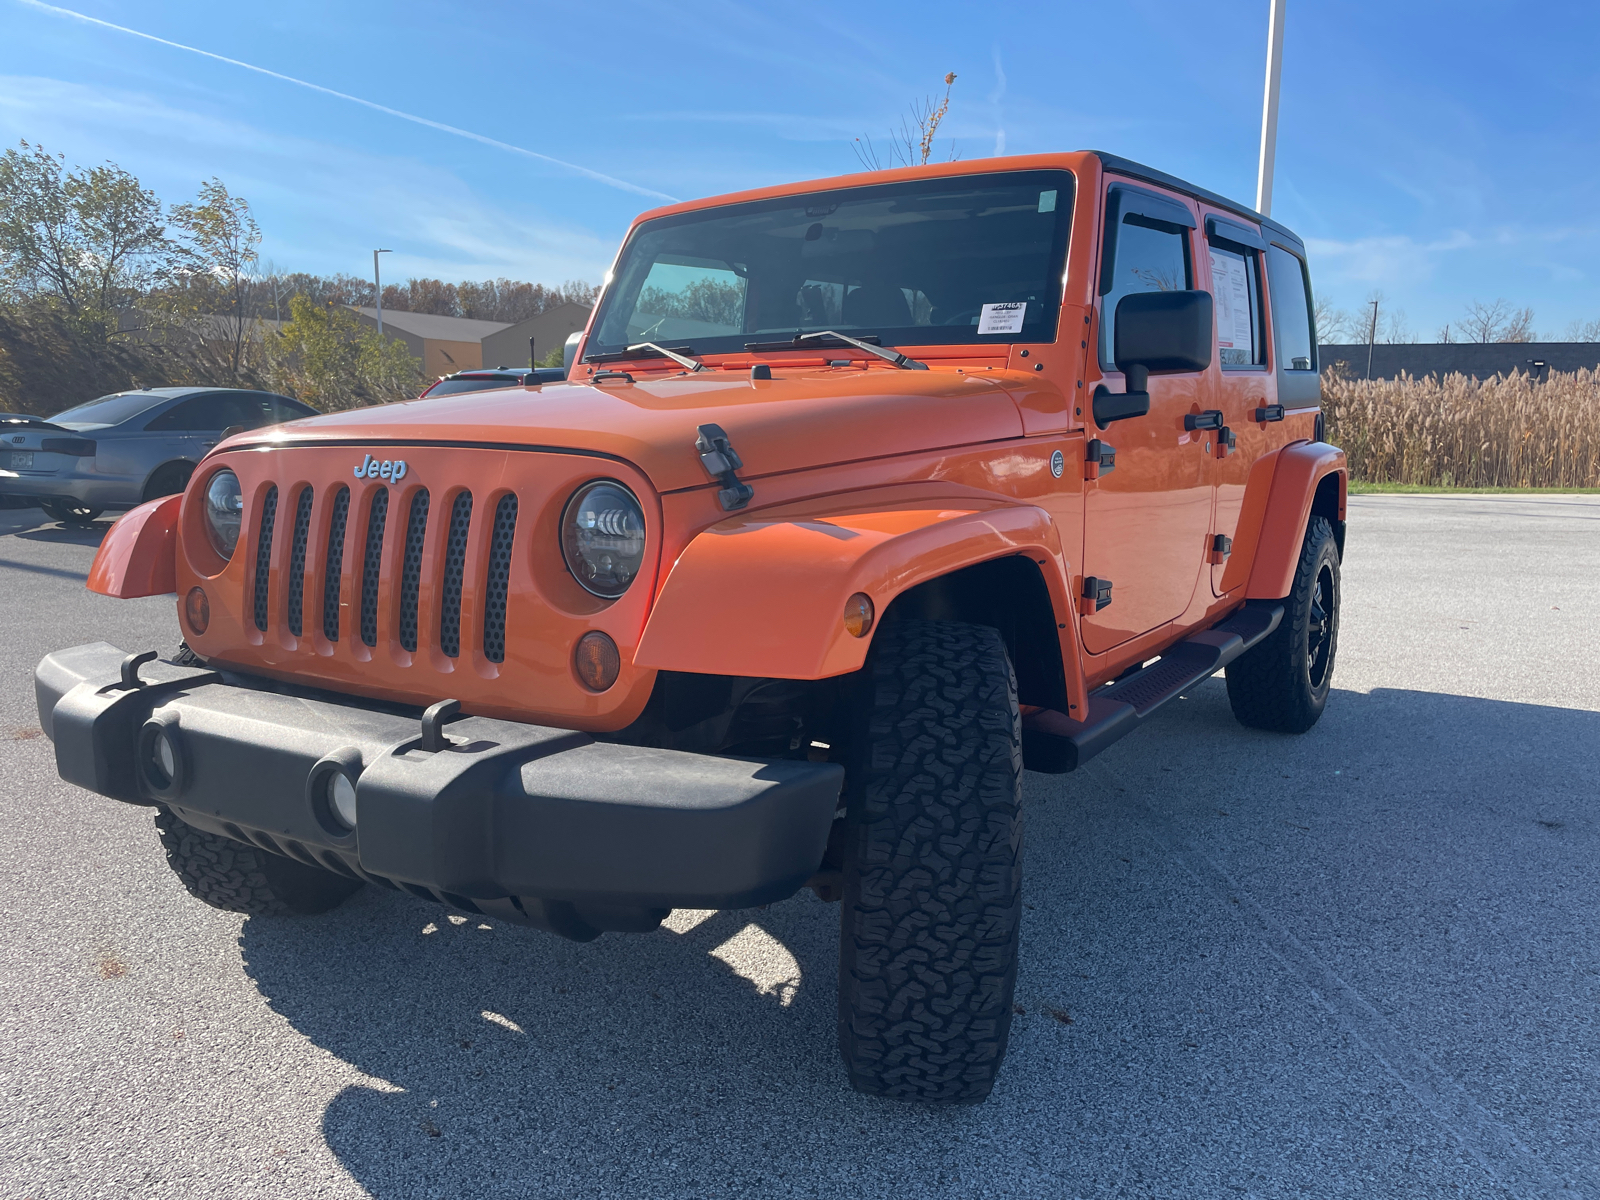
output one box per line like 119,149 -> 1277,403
203,469 -> 244,560
561,480 -> 646,598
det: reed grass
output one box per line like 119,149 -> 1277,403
1322,368 -> 1600,489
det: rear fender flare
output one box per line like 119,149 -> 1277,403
635,495 -> 1080,683
1244,441 -> 1348,600
87,494 -> 181,598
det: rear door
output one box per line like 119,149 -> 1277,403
1080,181 -> 1213,655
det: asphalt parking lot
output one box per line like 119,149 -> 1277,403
2,493 -> 1597,1200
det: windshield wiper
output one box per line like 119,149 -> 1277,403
745,330 -> 927,370
584,343 -> 708,371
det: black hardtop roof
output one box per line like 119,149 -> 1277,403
1091,151 -> 1306,254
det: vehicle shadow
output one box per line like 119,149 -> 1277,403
236,680 -> 1600,1198
0,510 -> 112,544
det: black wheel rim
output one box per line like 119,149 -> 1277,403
1307,562 -> 1336,689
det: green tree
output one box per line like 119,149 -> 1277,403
169,178 -> 262,381
264,294 -> 421,411
0,141 -> 171,321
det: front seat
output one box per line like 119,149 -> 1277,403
842,284 -> 912,330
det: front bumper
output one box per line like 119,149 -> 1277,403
37,643 -> 844,938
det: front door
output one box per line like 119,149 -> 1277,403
1080,182 -> 1212,656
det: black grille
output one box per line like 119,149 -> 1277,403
285,486 -> 314,636
360,488 -> 389,647
252,486 -> 278,632
322,487 -> 350,641
398,489 -> 430,653
439,491 -> 472,658
483,493 -> 517,663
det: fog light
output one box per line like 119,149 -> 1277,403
149,730 -> 177,789
184,586 -> 209,635
574,631 -> 621,692
327,771 -> 358,829
843,592 -> 875,638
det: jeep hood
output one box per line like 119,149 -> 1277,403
237,369 -> 1026,493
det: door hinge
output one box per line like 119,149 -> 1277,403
1210,534 -> 1233,564
695,423 -> 754,511
1184,409 -> 1224,431
1084,439 -> 1116,480
1080,576 -> 1113,615
1254,404 -> 1285,422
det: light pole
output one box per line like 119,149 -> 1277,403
1255,0 -> 1286,216
373,248 -> 392,337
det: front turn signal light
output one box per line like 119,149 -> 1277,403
575,631 -> 621,692
843,592 -> 874,638
184,586 -> 210,635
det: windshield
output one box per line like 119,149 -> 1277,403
424,376 -> 521,397
588,169 -> 1075,359
49,391 -> 165,427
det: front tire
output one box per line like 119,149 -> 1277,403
836,619 -> 1023,1104
1225,516 -> 1341,733
153,806 -> 362,915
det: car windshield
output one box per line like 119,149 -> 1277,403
425,376 -> 521,397
49,391 -> 165,427
588,169 -> 1075,359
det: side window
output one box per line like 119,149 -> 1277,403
267,397 -> 317,423
1101,216 -> 1192,365
145,394 -> 241,432
1267,246 -> 1316,371
1207,242 -> 1264,367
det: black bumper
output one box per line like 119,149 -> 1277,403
36,643 -> 844,937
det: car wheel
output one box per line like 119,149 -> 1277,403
1225,516 -> 1341,734
153,806 -> 363,916
40,499 -> 103,525
141,461 -> 195,504
836,618 -> 1023,1104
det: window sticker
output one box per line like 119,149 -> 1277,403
1210,252 -> 1254,359
978,302 -> 1027,335
1038,189 -> 1058,213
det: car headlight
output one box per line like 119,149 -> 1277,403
203,469 -> 244,560
561,480 -> 646,598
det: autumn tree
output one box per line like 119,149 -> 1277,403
853,74 -> 960,170
263,294 -> 421,410
168,178 -> 262,380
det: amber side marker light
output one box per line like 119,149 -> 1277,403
575,631 -> 621,692
184,587 -> 210,635
843,592 -> 874,638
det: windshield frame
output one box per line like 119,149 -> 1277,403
587,168 -> 1077,361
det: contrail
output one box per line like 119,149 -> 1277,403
16,0 -> 678,203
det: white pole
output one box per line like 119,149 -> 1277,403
373,248 -> 391,336
1255,0 -> 1286,216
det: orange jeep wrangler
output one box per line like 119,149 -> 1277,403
35,151 -> 1345,1104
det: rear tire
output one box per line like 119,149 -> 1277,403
153,806 -> 362,915
141,461 -> 194,503
1225,516 -> 1341,733
836,618 -> 1023,1104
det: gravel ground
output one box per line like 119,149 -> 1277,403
1,494 -> 1596,1199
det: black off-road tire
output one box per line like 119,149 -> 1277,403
1225,516 -> 1341,733
153,806 -> 362,915
836,618 -> 1023,1104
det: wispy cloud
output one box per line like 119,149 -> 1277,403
14,0 -> 676,202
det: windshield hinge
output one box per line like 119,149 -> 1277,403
695,424 -> 754,511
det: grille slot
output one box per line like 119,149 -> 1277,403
322,487 -> 350,641
483,493 -> 517,663
252,486 -> 279,632
360,488 -> 389,647
398,489 -> 431,653
285,486 -> 314,636
439,491 -> 472,657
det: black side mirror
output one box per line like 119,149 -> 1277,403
1093,290 -> 1214,426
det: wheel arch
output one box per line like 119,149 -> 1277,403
1244,441 -> 1348,600
141,458 -> 199,503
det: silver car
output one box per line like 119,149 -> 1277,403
0,387 -> 316,524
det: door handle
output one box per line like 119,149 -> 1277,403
1184,410 -> 1224,431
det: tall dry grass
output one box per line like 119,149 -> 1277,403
1322,368 -> 1600,488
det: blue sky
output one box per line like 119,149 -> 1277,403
4,0 -> 1596,339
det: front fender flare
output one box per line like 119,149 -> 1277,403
87,494 -> 180,598
635,495 -> 1071,680
1244,441 -> 1348,600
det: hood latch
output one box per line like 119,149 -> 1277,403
695,424 -> 754,511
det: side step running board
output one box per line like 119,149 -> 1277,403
1023,602 -> 1284,774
